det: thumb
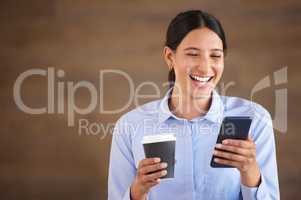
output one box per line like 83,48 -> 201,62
248,133 -> 253,141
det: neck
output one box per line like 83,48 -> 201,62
168,87 -> 212,120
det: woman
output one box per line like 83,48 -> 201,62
108,10 -> 279,200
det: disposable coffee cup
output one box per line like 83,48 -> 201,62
142,134 -> 176,179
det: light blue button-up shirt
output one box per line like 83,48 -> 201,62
108,88 -> 280,200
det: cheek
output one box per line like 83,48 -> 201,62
175,57 -> 195,74
174,58 -> 191,78
214,62 -> 224,76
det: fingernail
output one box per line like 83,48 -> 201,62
154,157 -> 161,162
213,150 -> 218,155
161,162 -> 168,168
216,144 -> 222,148
162,170 -> 167,175
214,158 -> 219,162
222,140 -> 228,144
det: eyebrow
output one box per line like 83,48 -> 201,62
184,47 -> 223,52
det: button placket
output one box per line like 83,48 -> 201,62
184,119 -> 195,200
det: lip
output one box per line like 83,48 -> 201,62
190,74 -> 214,78
189,74 -> 214,89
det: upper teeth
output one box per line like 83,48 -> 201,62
191,75 -> 212,82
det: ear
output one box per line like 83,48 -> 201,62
163,46 -> 175,70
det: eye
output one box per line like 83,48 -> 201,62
211,54 -> 222,58
186,53 -> 199,57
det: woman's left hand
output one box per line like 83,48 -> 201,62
213,134 -> 261,187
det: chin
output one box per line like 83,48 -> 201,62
191,88 -> 213,99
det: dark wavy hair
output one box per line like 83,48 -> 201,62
165,10 -> 227,89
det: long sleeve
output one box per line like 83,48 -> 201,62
240,107 -> 280,200
108,117 -> 136,200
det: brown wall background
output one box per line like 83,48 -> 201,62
1,0 -> 300,199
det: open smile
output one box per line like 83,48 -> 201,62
189,74 -> 214,87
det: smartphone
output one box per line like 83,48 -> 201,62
210,116 -> 253,168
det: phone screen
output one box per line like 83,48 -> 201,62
210,116 -> 253,168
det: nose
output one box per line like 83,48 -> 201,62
196,54 -> 211,73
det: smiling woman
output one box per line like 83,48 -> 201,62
165,10 -> 226,91
163,12 -> 226,122
163,11 -> 227,119
108,10 -> 280,200
166,28 -> 223,97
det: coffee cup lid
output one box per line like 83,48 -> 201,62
142,134 -> 176,144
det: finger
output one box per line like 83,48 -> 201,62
138,157 -> 161,169
215,144 -> 254,157
146,178 -> 161,184
214,149 -> 250,162
248,134 -> 254,142
144,178 -> 161,188
140,162 -> 168,175
214,157 -> 241,168
143,170 -> 167,182
222,139 -> 255,149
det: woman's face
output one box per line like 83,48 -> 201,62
165,27 -> 224,99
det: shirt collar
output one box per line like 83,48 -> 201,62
158,87 -> 224,124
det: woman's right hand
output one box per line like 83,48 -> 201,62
130,157 -> 168,200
